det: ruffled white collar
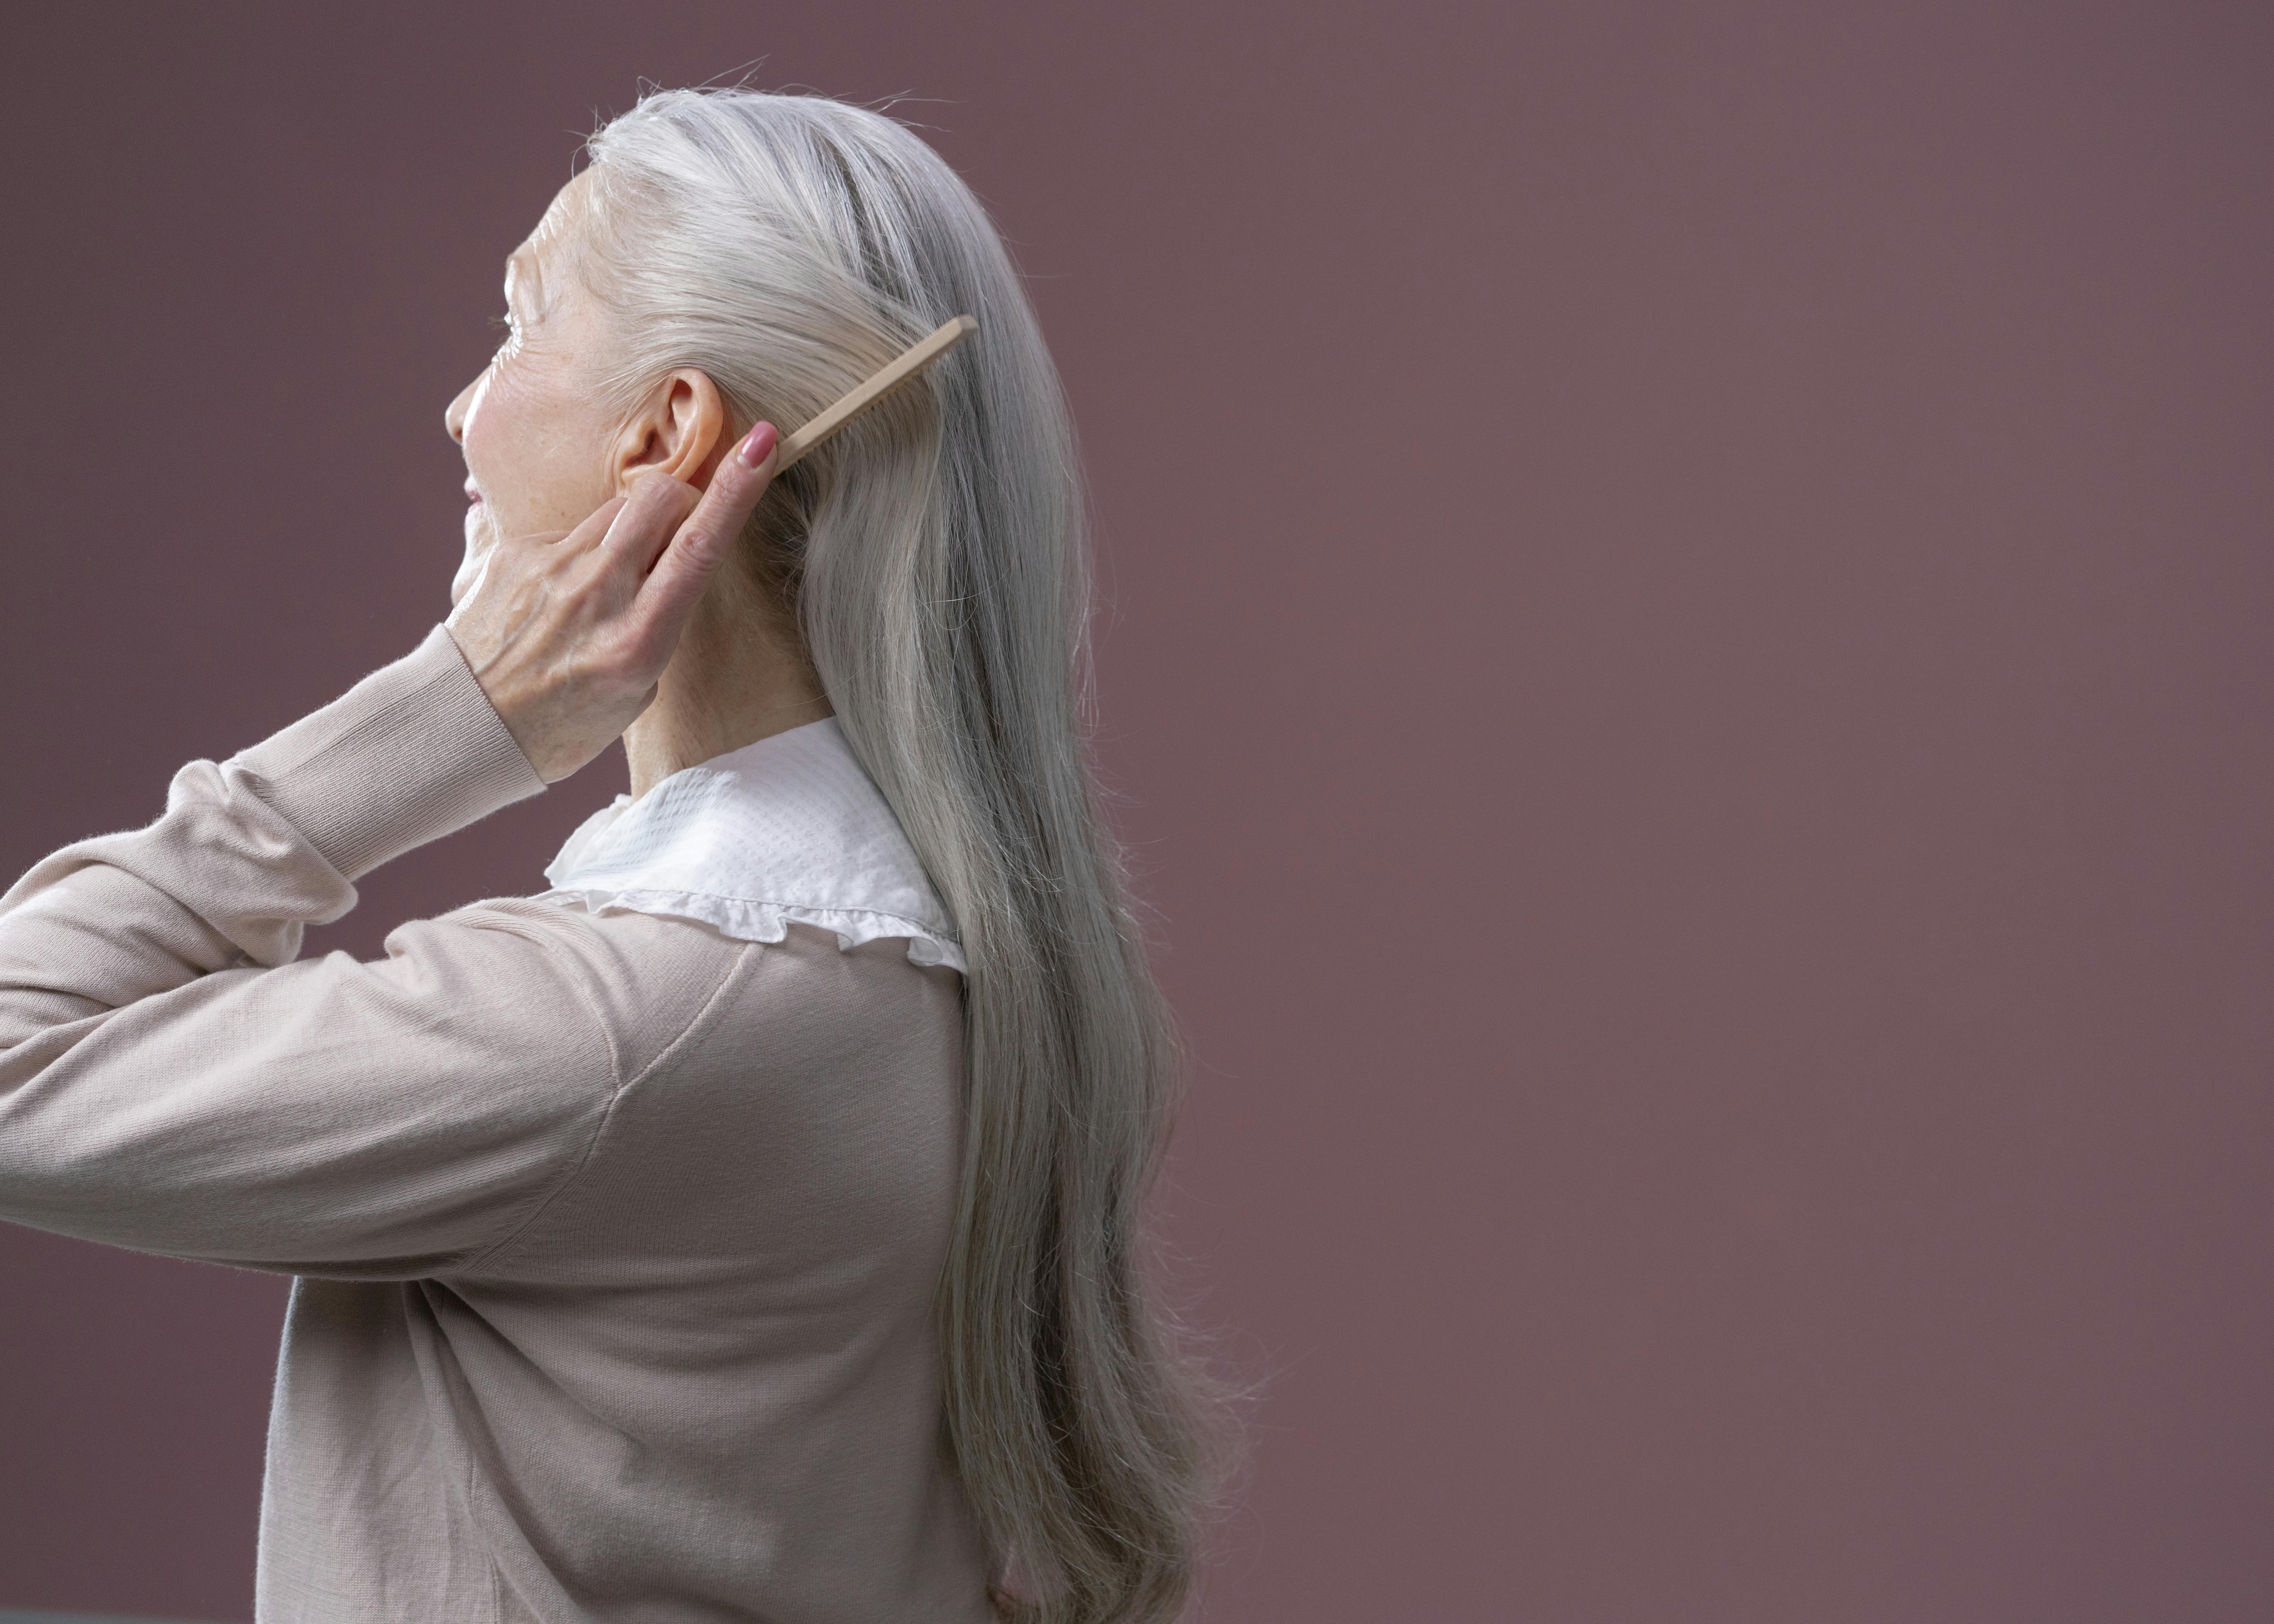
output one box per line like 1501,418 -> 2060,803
538,717 -> 965,973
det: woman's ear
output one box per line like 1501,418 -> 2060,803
612,369 -> 729,492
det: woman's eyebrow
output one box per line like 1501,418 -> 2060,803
503,247 -> 546,314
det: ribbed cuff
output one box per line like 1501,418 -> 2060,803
230,625 -> 547,881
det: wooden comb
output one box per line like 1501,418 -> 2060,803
773,315 -> 979,472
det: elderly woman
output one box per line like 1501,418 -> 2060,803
0,88 -> 1220,1623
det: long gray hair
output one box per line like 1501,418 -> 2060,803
573,88 -> 1229,1621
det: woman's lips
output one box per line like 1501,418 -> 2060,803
464,482 -> 483,506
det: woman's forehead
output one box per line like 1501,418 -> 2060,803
534,171 -> 592,238
505,174 -> 595,308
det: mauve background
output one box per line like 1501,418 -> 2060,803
0,1 -> 2268,1619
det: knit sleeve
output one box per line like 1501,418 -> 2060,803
0,627 -> 631,1277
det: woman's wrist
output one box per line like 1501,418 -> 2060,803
228,625 -> 547,882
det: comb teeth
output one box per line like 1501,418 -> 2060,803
775,315 -> 980,471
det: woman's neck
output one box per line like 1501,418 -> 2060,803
620,577 -> 832,799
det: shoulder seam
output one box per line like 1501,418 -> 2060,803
449,930 -> 760,1279
429,904 -> 626,1279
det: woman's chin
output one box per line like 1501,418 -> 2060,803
450,508 -> 501,607
449,539 -> 494,608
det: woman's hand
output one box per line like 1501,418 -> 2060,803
444,422 -> 781,783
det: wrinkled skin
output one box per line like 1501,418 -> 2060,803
441,172 -> 824,789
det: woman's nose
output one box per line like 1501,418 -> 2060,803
444,379 -> 478,445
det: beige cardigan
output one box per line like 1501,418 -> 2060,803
0,627 -> 993,1622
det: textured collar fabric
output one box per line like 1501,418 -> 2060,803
538,717 -> 965,973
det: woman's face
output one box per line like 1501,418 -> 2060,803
443,174 -> 624,606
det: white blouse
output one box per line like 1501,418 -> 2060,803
538,716 -> 966,973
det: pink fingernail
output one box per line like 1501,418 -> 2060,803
736,422 -> 779,469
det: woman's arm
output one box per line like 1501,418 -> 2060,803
0,626 -> 612,1275
0,424 -> 783,1276
0,625 -> 545,1035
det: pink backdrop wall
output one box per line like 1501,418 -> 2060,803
2,3 -> 2269,1619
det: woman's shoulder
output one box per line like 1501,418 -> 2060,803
443,903 -> 966,1286
436,896 -> 960,1093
